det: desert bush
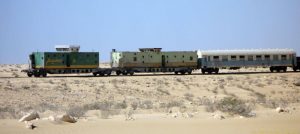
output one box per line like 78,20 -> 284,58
139,100 -> 153,109
157,88 -> 170,95
216,97 -> 252,117
159,100 -> 183,109
67,106 -> 87,118
184,93 -> 194,101
0,106 -> 20,119
263,99 -> 288,109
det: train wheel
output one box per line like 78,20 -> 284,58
42,72 -> 47,77
27,73 -> 33,77
122,72 -> 128,75
93,73 -> 97,77
116,71 -> 121,76
129,72 -> 134,76
201,70 -> 205,74
270,68 -> 274,72
188,71 -> 192,75
107,73 -> 111,76
293,67 -> 297,72
208,71 -> 212,74
100,73 -> 105,76
180,71 -> 186,75
175,71 -> 179,75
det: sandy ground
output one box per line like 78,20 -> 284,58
0,64 -> 300,134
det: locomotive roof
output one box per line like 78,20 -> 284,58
197,49 -> 296,57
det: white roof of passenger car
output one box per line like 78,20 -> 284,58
197,49 -> 295,57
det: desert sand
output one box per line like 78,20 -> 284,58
0,64 -> 300,134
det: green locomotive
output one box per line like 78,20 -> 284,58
23,45 -> 101,77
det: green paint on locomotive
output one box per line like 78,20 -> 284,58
31,52 -> 99,69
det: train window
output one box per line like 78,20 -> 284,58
213,56 -> 219,61
231,56 -> 237,61
142,61 -> 144,63
167,56 -> 168,58
248,55 -> 253,61
281,55 -> 287,60
239,56 -> 245,61
95,54 -> 97,57
133,57 -> 137,61
273,55 -> 279,60
264,55 -> 270,60
174,55 -> 177,58
222,56 -> 228,61
256,55 -> 262,60
182,55 -> 185,58
190,56 -> 193,61
87,54 -> 89,57
41,57 -> 44,60
134,53 -> 137,55
62,54 -> 64,57
182,60 -> 185,63
142,56 -> 144,58
150,56 -> 153,58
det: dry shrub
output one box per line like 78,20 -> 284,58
157,88 -> 170,95
204,97 -> 253,117
139,100 -> 153,109
216,97 -> 253,117
67,106 -> 87,118
184,93 -> 194,101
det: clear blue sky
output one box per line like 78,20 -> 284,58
1,0 -> 300,64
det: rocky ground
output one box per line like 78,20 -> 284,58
0,64 -> 300,134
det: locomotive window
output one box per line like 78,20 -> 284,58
222,56 -> 228,61
150,56 -> 152,58
273,55 -> 279,60
41,57 -> 44,60
142,56 -> 144,58
239,56 -> 245,61
95,54 -> 97,57
174,55 -> 177,58
190,56 -> 193,61
207,56 -> 210,61
256,55 -> 262,60
264,55 -> 270,60
134,53 -> 137,55
281,55 -> 287,60
248,55 -> 253,61
142,61 -> 144,63
133,57 -> 137,61
213,56 -> 219,61
182,55 -> 184,58
87,54 -> 89,57
231,56 -> 237,61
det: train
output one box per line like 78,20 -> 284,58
22,45 -> 300,77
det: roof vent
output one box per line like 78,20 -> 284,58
55,45 -> 80,52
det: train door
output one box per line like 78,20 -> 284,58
161,55 -> 166,68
